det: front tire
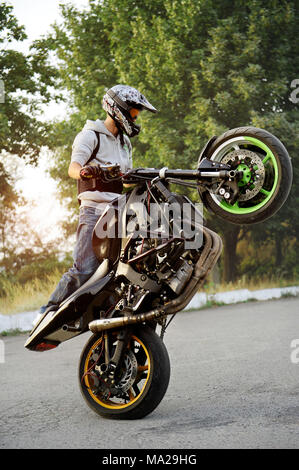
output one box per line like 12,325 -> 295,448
78,325 -> 170,420
201,127 -> 293,224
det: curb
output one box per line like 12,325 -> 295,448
0,286 -> 298,334
0,310 -> 39,334
185,286 -> 299,310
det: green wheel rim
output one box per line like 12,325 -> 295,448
219,136 -> 279,214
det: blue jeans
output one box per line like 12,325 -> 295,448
40,206 -> 104,313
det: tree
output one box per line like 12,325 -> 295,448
0,3 -> 65,286
0,2 -> 60,162
32,0 -> 299,282
0,160 -> 18,274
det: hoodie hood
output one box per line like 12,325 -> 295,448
82,119 -> 112,136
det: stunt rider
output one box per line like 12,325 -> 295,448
35,85 -> 157,325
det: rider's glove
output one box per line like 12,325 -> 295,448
79,164 -> 103,180
102,164 -> 122,181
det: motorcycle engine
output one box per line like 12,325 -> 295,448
127,237 -> 195,296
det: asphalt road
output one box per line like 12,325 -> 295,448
0,297 -> 298,449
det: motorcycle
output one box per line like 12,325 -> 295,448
25,126 -> 292,419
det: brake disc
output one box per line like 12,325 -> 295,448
114,350 -> 138,393
222,149 -> 265,201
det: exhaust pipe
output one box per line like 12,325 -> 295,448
89,309 -> 165,333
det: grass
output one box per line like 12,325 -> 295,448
280,291 -> 298,299
0,270 -> 298,317
0,328 -> 26,337
0,269 -> 62,316
202,275 -> 299,295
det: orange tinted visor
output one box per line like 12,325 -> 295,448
129,108 -> 141,121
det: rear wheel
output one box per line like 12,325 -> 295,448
78,325 -> 170,419
201,127 -> 292,224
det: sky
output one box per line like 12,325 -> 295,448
9,0 -> 90,119
10,0 -> 89,49
6,0 -> 90,245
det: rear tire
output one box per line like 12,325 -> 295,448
78,325 -> 170,420
201,127 -> 293,224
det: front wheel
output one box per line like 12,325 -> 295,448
78,325 -> 170,419
201,127 -> 293,224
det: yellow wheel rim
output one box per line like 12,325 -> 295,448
83,334 -> 151,410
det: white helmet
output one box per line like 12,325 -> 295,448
102,84 -> 157,137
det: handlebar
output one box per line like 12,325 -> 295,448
82,159 -> 240,184
123,158 -> 234,182
123,165 -> 238,183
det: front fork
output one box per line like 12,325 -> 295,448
102,328 -> 133,384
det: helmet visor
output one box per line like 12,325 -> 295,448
129,108 -> 141,121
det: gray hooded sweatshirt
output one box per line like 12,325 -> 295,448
71,119 -> 132,208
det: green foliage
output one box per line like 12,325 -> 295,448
0,2 -> 60,162
28,0 -> 299,282
0,3 -> 67,286
0,156 -> 70,291
0,329 -> 25,336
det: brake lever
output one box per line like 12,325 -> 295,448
122,169 -> 141,184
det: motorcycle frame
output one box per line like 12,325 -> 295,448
25,166 -> 226,352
